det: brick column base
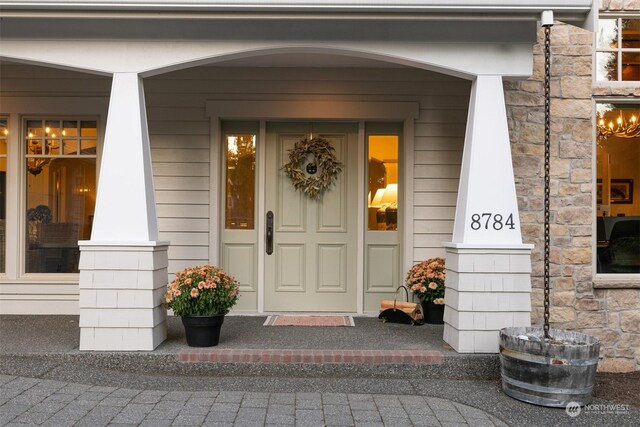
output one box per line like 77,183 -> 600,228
78,242 -> 169,351
443,244 -> 533,353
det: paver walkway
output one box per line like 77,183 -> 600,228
0,374 -> 507,427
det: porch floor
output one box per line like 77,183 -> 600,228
0,315 -> 499,381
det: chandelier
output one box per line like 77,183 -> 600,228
597,110 -> 640,141
27,129 -> 59,176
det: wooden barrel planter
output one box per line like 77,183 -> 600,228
499,326 -> 600,408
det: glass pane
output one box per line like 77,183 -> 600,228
62,139 -> 78,155
622,52 -> 640,81
80,121 -> 97,137
80,139 -> 97,155
225,134 -> 256,229
597,19 -> 618,49
27,139 -> 43,156
27,120 -> 44,138
621,19 -> 640,48
45,139 -> 60,155
596,52 -> 618,81
44,120 -> 60,139
25,158 -> 97,273
0,119 -> 7,147
595,104 -> 640,274
368,135 -> 399,231
0,157 -> 5,273
62,121 -> 78,137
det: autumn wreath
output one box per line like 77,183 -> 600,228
282,137 -> 343,200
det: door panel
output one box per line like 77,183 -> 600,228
317,244 -> 347,292
265,122 -> 357,312
276,244 -> 306,292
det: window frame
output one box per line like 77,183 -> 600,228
595,15 -> 640,82
20,116 -> 99,278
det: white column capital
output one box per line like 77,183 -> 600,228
91,72 -> 159,243
450,75 -> 523,246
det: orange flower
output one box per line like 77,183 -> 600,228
428,282 -> 438,290
190,288 -> 199,298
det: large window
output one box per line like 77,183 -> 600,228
25,119 -> 97,273
596,18 -> 640,81
0,119 -> 7,273
596,104 -> 640,274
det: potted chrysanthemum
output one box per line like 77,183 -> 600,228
406,257 -> 446,324
164,265 -> 240,347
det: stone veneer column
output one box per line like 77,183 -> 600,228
79,73 -> 168,351
79,243 -> 168,351
443,75 -> 533,353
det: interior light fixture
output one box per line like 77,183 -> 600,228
597,110 -> 640,141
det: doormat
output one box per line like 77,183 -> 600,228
263,315 -> 354,327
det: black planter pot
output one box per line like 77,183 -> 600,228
499,327 -> 600,407
181,315 -> 225,347
421,301 -> 445,324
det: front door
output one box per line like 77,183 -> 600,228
264,122 -> 358,312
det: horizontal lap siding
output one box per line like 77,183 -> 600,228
413,87 -> 468,263
145,67 -> 468,272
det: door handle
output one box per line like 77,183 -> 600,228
266,211 -> 274,255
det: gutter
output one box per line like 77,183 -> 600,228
0,1 -> 596,30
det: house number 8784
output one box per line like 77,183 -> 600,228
470,213 -> 516,230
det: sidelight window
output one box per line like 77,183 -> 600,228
224,133 -> 256,230
368,135 -> 399,231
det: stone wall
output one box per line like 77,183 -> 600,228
506,14 -> 640,372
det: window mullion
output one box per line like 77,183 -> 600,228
617,18 -> 623,81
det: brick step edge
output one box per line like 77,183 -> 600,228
178,349 -> 443,365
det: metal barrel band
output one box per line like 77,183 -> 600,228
502,375 -> 595,396
502,388 -> 588,408
500,348 -> 600,366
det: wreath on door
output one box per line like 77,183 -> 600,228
282,137 -> 343,200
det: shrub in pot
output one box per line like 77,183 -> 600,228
407,257 -> 446,324
164,265 -> 240,347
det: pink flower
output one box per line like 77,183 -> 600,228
198,281 -> 206,290
190,288 -> 199,298
428,282 -> 438,290
185,278 -> 192,285
434,298 -> 445,305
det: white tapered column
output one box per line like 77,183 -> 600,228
443,75 -> 533,353
79,73 -> 168,351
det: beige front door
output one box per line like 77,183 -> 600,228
264,122 -> 358,312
